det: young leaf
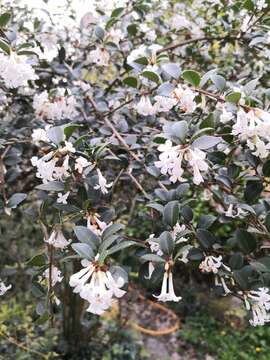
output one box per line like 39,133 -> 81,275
182,70 -> 201,87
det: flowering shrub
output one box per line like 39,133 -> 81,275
1,0 -> 270,334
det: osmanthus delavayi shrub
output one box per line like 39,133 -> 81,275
0,0 -> 270,326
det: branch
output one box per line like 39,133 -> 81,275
88,96 -> 141,163
157,35 -> 238,54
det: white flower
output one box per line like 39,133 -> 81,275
171,223 -> 188,243
31,128 -> 49,144
224,204 -> 248,218
0,281 -> 11,296
94,168 -> 113,194
148,234 -> 163,256
199,255 -> 223,274
60,142 -> 76,154
109,28 -> 124,45
75,156 -> 91,174
172,85 -> 197,113
154,263 -> 182,302
245,288 -> 270,326
86,214 -> 111,236
44,266 -> 63,286
69,259 -> 126,315
57,191 -> 70,204
171,14 -> 191,30
232,108 -> 270,158
33,91 -> 77,120
215,276 -> 231,295
0,51 -> 37,88
185,148 -> 208,185
45,229 -> 71,249
88,47 -> 110,66
220,107 -> 234,124
153,96 -> 178,113
135,96 -> 156,116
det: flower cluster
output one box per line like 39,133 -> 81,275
69,256 -> 126,315
0,51 -> 37,88
135,84 -> 197,116
33,90 -> 77,120
155,140 -> 208,185
232,108 -> 270,158
245,288 -> 270,326
199,255 -> 231,274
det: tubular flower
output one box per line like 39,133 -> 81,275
69,257 -> 126,315
154,262 -> 182,302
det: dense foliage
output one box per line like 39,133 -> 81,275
1,0 -> 270,355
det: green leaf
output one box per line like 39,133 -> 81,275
111,7 -> 124,17
0,39 -> 10,54
7,193 -> 27,208
244,180 -> 263,204
169,121 -> 188,143
74,226 -> 99,249
141,70 -> 160,84
265,211 -> 270,233
225,92 -> 241,104
102,223 -> 124,240
263,159 -> 270,177
140,254 -> 165,263
229,252 -> 244,270
95,26 -> 105,40
99,234 -> 120,254
47,125 -> 65,145
197,215 -> 216,229
159,231 -> 174,255
188,248 -> 204,261
182,70 -> 201,87
163,201 -> 180,227
235,229 -> 256,254
196,229 -> 216,249
0,13 -> 11,27
64,124 -> 81,140
127,24 -> 137,36
27,253 -> 46,267
162,63 -> 181,79
71,243 -> 94,260
210,74 -> 226,91
181,205 -> 193,222
36,181 -> 65,192
123,76 -> 138,88
106,240 -> 138,256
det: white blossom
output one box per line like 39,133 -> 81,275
154,263 -> 181,302
44,266 -> 63,286
31,128 -> 49,144
135,96 -> 156,116
94,168 -> 113,194
0,281 -> 11,296
0,51 -> 37,88
57,191 -> 70,204
75,156 -> 91,174
86,214 -> 111,236
33,91 -> 77,120
69,257 -> 126,315
45,229 -> 71,249
153,95 -> 177,113
245,288 -> 270,326
199,255 -> 223,274
88,47 -> 110,66
172,84 -> 197,113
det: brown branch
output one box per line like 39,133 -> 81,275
88,96 -> 141,163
